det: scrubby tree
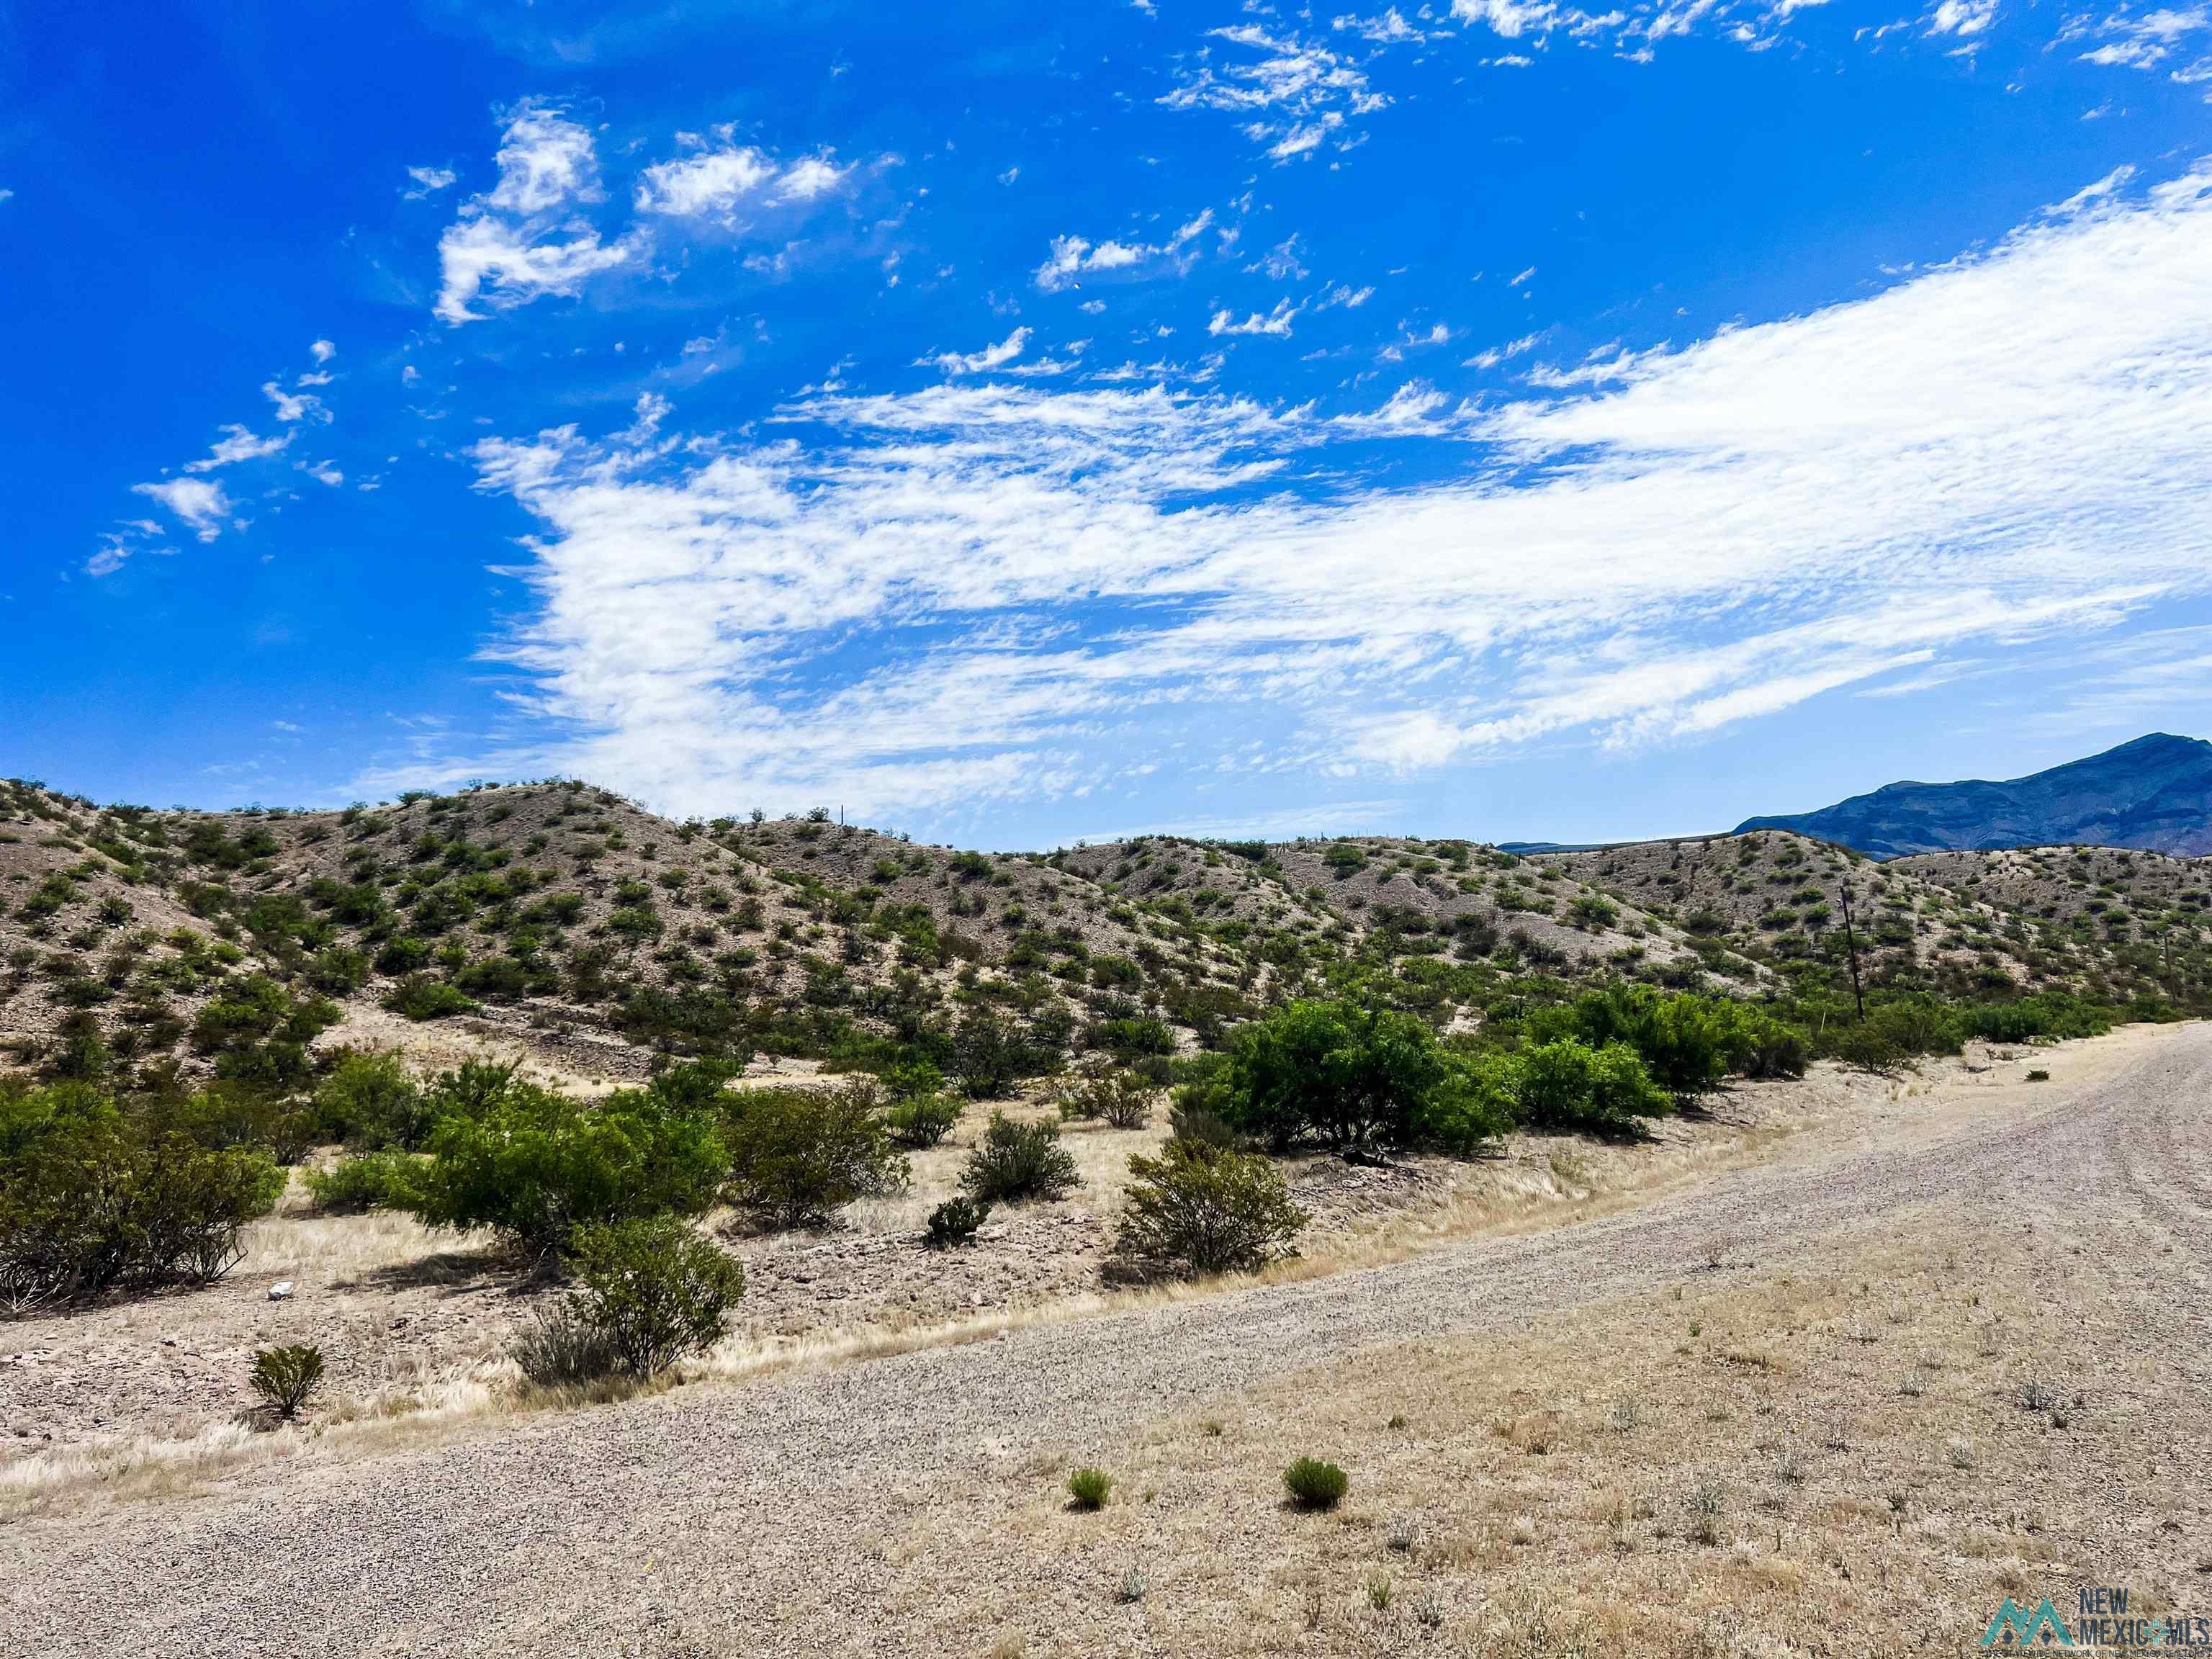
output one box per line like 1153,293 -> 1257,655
721,1084 -> 907,1229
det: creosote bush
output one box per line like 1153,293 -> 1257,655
403,1074 -> 725,1260
250,1344 -> 325,1420
565,1215 -> 745,1378
1066,1467 -> 1114,1510
1283,1457 -> 1349,1511
305,1150 -> 422,1214
961,1112 -> 1078,1205
884,1091 -> 960,1148
1115,1140 -> 1306,1277
722,1084 -> 908,1230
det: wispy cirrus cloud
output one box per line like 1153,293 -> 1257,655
1035,210 -> 1215,293
371,162 -> 2212,822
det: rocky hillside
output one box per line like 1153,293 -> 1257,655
3,775 -> 2203,1088
1736,732 -> 2212,858
0,779 -> 1715,1086
1547,828 -> 2212,1009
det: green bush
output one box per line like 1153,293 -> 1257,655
961,1112 -> 1078,1204
560,1216 -> 745,1377
1413,1051 -> 1520,1154
721,1084 -> 907,1230
249,1344 -> 325,1419
1058,1065 -> 1155,1129
1066,1467 -> 1114,1510
1223,999 -> 1445,1154
1516,1038 -> 1674,1136
311,1050 -> 428,1150
405,1079 -> 725,1259
1115,1141 -> 1306,1277
305,1151 -> 422,1214
924,1195 -> 990,1249
383,976 -> 477,1022
1283,1457 -> 1349,1511
0,1087 -> 283,1308
884,1091 -> 961,1148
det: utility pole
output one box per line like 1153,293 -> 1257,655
1838,879 -> 1866,1021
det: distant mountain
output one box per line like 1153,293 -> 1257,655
1735,734 -> 2212,859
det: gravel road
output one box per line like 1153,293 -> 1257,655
6,1022 -> 2208,1658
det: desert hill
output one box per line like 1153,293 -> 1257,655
4,772 -> 2209,1085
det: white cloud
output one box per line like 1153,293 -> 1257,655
1926,0 -> 1999,35
306,460 -> 344,487
310,338 -> 336,364
1208,299 -> 1301,336
925,326 -> 1033,375
404,165 -> 457,197
390,162 -> 2212,821
1035,210 -> 1213,292
634,144 -> 776,215
184,424 -> 292,472
262,380 -> 327,423
132,477 -> 232,542
1161,24 -> 1387,161
2068,3 -> 2211,66
437,102 -> 637,325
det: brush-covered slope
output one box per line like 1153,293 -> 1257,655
1547,827 -> 2212,1007
0,781 -> 1725,1082
1735,733 -> 2212,859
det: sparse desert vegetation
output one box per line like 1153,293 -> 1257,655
3,773 -> 2210,1655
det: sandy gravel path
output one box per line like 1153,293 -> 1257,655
6,1021 -> 2208,1657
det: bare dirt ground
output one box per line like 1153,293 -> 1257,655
5,1021 -> 2208,1656
0,1046 -> 2007,1463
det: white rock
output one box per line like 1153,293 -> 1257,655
268,1282 -> 295,1301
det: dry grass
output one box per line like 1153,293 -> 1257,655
842,1210 -> 2193,1656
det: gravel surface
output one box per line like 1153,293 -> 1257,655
6,1021 -> 2208,1657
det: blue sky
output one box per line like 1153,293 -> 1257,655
6,0 -> 2212,848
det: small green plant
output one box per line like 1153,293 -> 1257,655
249,1344 -> 325,1420
723,1084 -> 908,1230
2026,1068 -> 2051,1082
924,1195 -> 990,1249
1066,1467 -> 1114,1510
1684,1476 -> 1727,1545
1283,1457 -> 1349,1511
884,1092 -> 960,1148
961,1112 -> 1078,1204
1366,1573 -> 1394,1612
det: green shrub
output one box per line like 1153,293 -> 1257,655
1066,1467 -> 1114,1510
311,1050 -> 428,1150
1516,1038 -> 1674,1136
884,1092 -> 961,1148
383,976 -> 477,1022
961,1112 -> 1078,1204
881,1057 -> 945,1100
1283,1457 -> 1349,1511
249,1344 -> 325,1419
0,1087 -> 283,1307
924,1195 -> 990,1249
722,1084 -> 907,1230
305,1151 -> 421,1213
1058,1064 -> 1155,1129
1115,1141 -> 1306,1277
1413,1051 -> 1520,1154
1223,999 -> 1445,1154
560,1216 -> 745,1377
405,1079 -> 725,1259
